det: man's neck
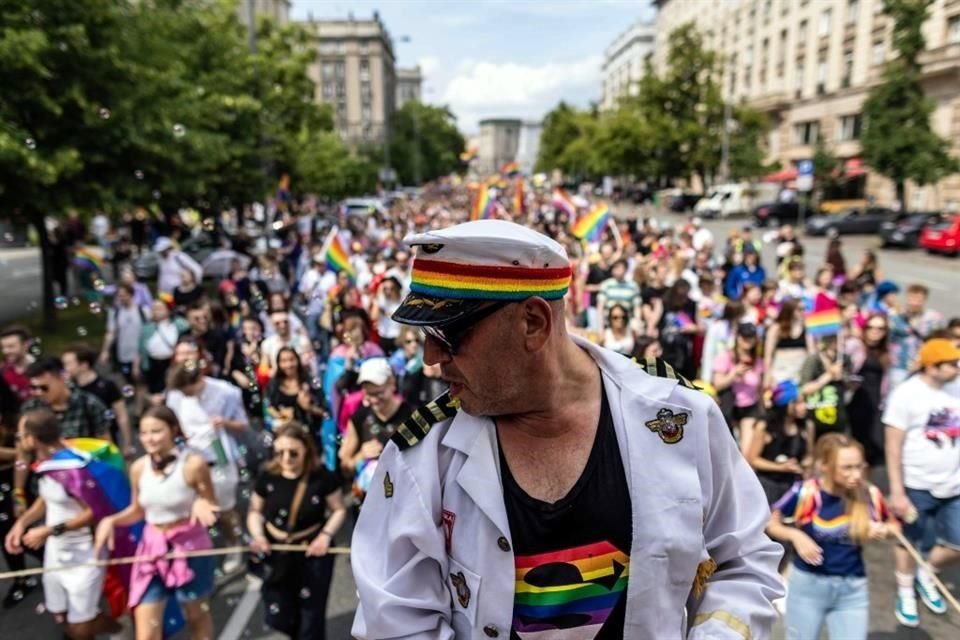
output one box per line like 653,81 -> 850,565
36,440 -> 66,460
921,372 -> 944,390
74,370 -> 98,386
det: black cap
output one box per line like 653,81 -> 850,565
737,322 -> 758,338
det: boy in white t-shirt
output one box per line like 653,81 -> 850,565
883,338 -> 960,627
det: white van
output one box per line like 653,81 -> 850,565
694,183 -> 780,218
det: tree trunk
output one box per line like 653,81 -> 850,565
32,214 -> 57,331
896,180 -> 907,212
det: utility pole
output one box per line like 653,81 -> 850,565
719,99 -> 731,184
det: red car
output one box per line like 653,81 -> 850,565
920,214 -> 960,256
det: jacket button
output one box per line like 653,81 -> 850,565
497,536 -> 511,552
483,625 -> 499,637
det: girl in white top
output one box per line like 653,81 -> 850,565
95,406 -> 219,640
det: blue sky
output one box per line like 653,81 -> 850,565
291,0 -> 656,135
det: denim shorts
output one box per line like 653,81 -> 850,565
140,555 -> 216,604
904,488 -> 960,553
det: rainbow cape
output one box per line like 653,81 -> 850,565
73,247 -> 105,274
551,188 -> 577,217
804,293 -> 841,337
513,177 -> 525,215
470,186 -> 496,221
571,202 -> 611,242
324,228 -> 355,282
500,160 -> 521,177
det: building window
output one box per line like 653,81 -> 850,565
319,42 -> 336,54
794,61 -> 804,96
359,59 -> 370,81
322,62 -> 334,79
794,120 -> 820,145
335,61 -> 345,79
359,40 -> 369,53
781,0 -> 790,16
819,9 -> 832,37
335,41 -> 346,54
361,82 -> 372,101
817,56 -> 828,94
798,19 -> 808,43
322,83 -> 334,98
871,40 -> 886,65
745,45 -> 754,65
361,105 -> 372,123
846,0 -> 859,25
779,29 -> 788,65
841,50 -> 854,87
838,114 -> 862,141
949,16 -> 960,44
336,82 -> 345,97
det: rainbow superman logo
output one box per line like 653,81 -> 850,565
512,540 -> 630,638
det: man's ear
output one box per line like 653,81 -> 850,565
520,297 -> 553,352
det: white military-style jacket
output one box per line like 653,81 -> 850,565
351,337 -> 784,639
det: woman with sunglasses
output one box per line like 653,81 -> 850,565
601,303 -> 635,357
847,312 -> 892,466
94,406 -> 219,640
248,422 -> 346,640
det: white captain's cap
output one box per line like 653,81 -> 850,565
392,219 -> 571,327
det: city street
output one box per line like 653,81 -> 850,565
0,248 -> 43,325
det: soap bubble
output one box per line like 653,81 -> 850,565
122,385 -> 135,398
173,123 -> 186,138
25,138 -> 36,150
76,326 -> 88,337
54,296 -> 68,310
134,169 -> 144,180
268,603 -> 280,614
98,107 -> 111,120
299,588 -> 311,599
88,302 -> 102,315
71,297 -> 80,306
35,603 -> 45,614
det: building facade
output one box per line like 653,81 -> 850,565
600,21 -> 656,111
303,13 -> 397,143
396,66 -> 423,108
515,121 -> 543,176
236,0 -> 290,28
654,0 -> 960,209
477,119 -> 523,176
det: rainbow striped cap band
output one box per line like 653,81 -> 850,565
411,259 -> 571,301
391,219 -> 571,327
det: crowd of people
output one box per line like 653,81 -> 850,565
0,185 -> 958,639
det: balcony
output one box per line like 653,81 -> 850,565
751,91 -> 790,112
920,42 -> 960,78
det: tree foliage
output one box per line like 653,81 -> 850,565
861,0 -> 957,207
389,101 -> 466,186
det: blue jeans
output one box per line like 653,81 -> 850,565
904,488 -> 960,553
785,567 -> 868,640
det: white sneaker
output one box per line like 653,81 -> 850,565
222,552 -> 243,575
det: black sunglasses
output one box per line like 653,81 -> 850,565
273,448 -> 301,459
422,301 -> 511,356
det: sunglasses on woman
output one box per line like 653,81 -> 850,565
273,448 -> 301,459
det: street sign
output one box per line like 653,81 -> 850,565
796,159 -> 814,192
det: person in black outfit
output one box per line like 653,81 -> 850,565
247,423 -> 346,640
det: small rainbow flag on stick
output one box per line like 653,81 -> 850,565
500,160 -> 521,177
551,188 -> 577,217
470,185 -> 495,221
72,247 -> 105,274
571,202 -> 611,242
805,294 -> 841,338
513,177 -> 525,215
324,228 -> 355,282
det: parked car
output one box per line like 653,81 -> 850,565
879,211 -> 944,248
920,214 -> 960,256
694,183 -> 780,219
665,191 -> 702,213
804,207 -> 896,236
752,201 -> 801,227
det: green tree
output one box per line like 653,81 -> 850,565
295,131 -> 378,200
536,102 -> 586,174
389,101 -> 465,186
728,104 -> 776,181
861,0 -> 957,209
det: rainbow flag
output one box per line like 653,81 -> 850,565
571,202 -> 611,242
552,188 -> 577,217
512,540 -> 630,634
73,247 -> 105,274
324,228 -> 355,282
459,147 -> 478,164
500,160 -> 521,177
804,292 -> 841,337
470,186 -> 496,221
513,177 -> 525,215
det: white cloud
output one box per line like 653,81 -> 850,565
443,56 -> 602,132
417,55 -> 440,79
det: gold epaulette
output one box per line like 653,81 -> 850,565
390,391 -> 460,451
637,356 -> 699,391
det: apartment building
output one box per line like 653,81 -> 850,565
396,66 -> 423,109
236,0 -> 290,28
654,0 -> 960,208
303,13 -> 397,143
477,119 -> 523,177
600,21 -> 656,111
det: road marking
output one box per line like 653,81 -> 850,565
217,576 -> 262,640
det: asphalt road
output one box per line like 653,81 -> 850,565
0,248 -> 43,325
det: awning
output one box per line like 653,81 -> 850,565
763,167 -> 798,183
